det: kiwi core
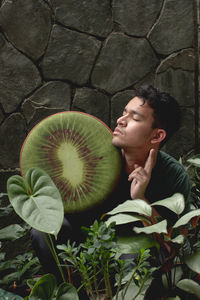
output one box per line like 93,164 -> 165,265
57,142 -> 84,187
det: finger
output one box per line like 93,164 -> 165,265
128,168 -> 146,181
144,149 -> 157,173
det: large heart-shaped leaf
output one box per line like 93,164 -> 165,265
133,220 -> 167,234
7,168 -> 64,236
106,199 -> 152,217
152,193 -> 185,215
173,209 -> 200,228
176,279 -> 200,299
105,213 -> 149,226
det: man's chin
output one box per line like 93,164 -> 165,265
112,137 -> 122,148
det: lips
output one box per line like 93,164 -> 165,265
113,127 -> 124,135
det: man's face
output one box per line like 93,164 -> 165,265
112,97 -> 157,151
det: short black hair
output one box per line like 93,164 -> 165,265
135,85 -> 181,145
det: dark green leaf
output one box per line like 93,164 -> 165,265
176,279 -> 200,298
30,273 -> 57,300
56,282 -> 79,300
0,224 -> 26,240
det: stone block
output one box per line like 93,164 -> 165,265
0,0 -> 52,60
72,87 -> 110,125
113,0 -> 163,36
148,0 -> 194,55
91,33 -> 158,94
52,0 -> 112,37
0,34 -> 42,113
0,113 -> 26,168
40,25 -> 101,85
155,49 -> 195,106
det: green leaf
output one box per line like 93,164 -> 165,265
106,199 -> 152,217
0,224 -> 26,240
17,256 -> 39,279
105,213 -> 148,226
166,297 -> 181,300
133,220 -> 167,234
56,283 -> 79,300
0,204 -> 13,217
170,235 -> 184,244
115,234 -> 159,255
173,209 -> 200,228
152,193 -> 185,215
30,273 -> 57,300
176,279 -> 200,299
187,155 -> 200,167
7,167 -> 64,236
113,277 -> 152,300
0,288 -> 23,300
185,250 -> 200,273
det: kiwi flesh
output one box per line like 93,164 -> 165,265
20,111 -> 122,213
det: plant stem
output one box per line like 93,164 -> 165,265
42,233 -> 66,283
115,262 -> 124,300
103,261 -> 112,299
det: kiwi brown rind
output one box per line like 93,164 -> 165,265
20,111 -> 122,213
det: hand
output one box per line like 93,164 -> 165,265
128,149 -> 157,200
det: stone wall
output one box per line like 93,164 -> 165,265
0,0 -> 198,192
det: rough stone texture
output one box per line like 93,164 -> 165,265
0,33 -> 42,113
155,49 -> 195,106
111,90 -> 135,130
0,113 -> 26,168
0,0 -> 197,178
0,108 -> 4,124
91,33 -> 159,94
22,81 -> 71,120
0,0 -> 52,60
163,108 -> 195,159
23,106 -> 67,132
113,0 -> 163,36
148,0 -> 194,55
52,0 -> 112,37
41,25 -> 101,85
72,88 -> 110,125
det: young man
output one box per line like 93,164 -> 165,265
111,85 -> 190,222
31,85 -> 190,283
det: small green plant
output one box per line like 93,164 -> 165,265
58,220 -> 156,300
105,193 -> 200,299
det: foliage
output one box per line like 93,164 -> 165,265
4,160 -> 200,299
0,194 -> 41,295
24,273 -> 79,300
105,193 -> 200,299
185,154 -> 200,209
7,167 -> 64,236
0,287 -> 23,300
58,220 -> 156,300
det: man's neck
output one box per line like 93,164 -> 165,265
122,147 -> 158,174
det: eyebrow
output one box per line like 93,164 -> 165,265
124,107 -> 145,118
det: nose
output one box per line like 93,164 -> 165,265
117,114 -> 127,126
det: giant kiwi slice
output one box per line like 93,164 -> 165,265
20,111 -> 122,213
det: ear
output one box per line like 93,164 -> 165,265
151,129 -> 166,144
